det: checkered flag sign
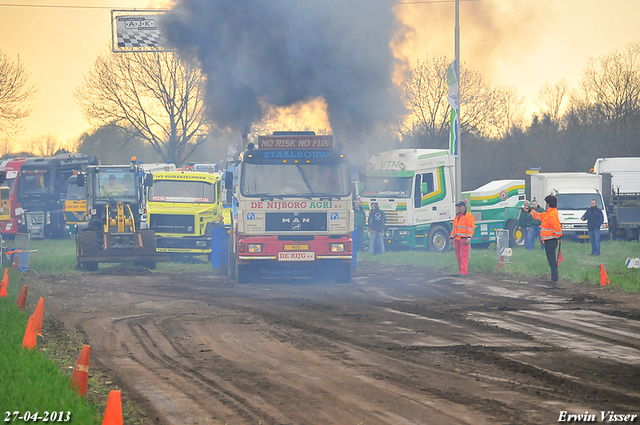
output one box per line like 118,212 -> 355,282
116,16 -> 163,49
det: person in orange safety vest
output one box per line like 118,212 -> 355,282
526,194 -> 562,283
450,200 -> 475,275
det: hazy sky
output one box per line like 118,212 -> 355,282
2,0 -> 640,150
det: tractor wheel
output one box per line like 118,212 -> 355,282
428,225 -> 450,253
140,229 -> 157,253
236,264 -> 254,283
80,229 -> 101,271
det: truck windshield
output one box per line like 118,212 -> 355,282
19,170 -> 50,196
363,177 -> 412,198
149,180 -> 216,203
96,168 -> 137,201
67,183 -> 85,200
556,194 -> 603,210
240,162 -> 351,198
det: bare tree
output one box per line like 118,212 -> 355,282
572,42 -> 640,127
75,50 -> 209,165
0,50 -> 36,137
27,134 -> 61,157
400,56 -> 510,142
535,79 -> 569,124
495,85 -> 525,137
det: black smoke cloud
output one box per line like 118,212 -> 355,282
160,0 -> 405,144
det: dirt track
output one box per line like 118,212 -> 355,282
26,263 -> 640,424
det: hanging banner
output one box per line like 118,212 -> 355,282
446,60 -> 459,157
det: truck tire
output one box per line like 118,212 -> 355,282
236,264 -> 254,283
333,263 -> 352,283
506,219 -> 524,247
428,225 -> 450,253
80,229 -> 101,271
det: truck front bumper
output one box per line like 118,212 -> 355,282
156,235 -> 211,254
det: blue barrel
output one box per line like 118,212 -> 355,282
211,226 -> 229,269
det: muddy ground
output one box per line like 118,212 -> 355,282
24,263 -> 640,425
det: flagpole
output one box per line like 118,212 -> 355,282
455,0 -> 461,203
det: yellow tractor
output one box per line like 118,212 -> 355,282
75,159 -> 168,271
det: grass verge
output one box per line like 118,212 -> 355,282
358,239 -> 640,292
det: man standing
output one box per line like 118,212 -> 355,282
530,199 -> 543,250
528,195 -> 562,283
518,200 -> 535,250
450,201 -> 475,275
353,198 -> 366,252
581,199 -> 604,256
367,202 -> 386,255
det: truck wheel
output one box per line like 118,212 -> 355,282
333,263 -> 352,283
428,225 -> 450,253
236,264 -> 254,283
506,219 -> 524,247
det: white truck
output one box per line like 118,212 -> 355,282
529,172 -> 609,241
593,157 -> 640,241
360,149 -> 526,252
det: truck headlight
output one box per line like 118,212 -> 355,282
398,230 -> 410,235
196,241 -> 207,247
46,211 -> 51,224
561,224 -> 571,229
247,243 -> 262,253
330,243 -> 345,253
5,222 -> 12,230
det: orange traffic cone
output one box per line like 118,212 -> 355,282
102,390 -> 123,425
12,254 -> 18,271
32,297 -> 44,336
0,280 -> 6,298
600,263 -> 610,286
16,285 -> 28,310
22,316 -> 37,349
1,268 -> 8,288
497,255 -> 504,271
70,345 -> 91,396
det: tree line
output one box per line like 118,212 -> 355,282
2,43 -> 640,186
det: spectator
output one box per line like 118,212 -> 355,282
581,199 -> 604,256
353,198 -> 366,252
529,199 -> 543,250
367,202 -> 386,255
518,200 -> 536,250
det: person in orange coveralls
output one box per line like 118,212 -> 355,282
450,201 -> 475,275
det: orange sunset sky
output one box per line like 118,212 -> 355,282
1,0 -> 640,152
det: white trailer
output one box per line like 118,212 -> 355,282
529,172 -> 609,241
593,157 -> 640,240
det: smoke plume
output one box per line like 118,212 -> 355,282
160,0 -> 406,145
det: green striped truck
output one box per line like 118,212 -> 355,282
360,149 -> 525,252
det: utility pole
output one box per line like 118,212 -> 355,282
455,0 -> 462,202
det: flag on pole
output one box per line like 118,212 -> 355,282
446,60 -> 459,157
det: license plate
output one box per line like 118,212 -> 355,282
283,244 -> 309,250
579,235 -> 589,239
278,251 -> 314,261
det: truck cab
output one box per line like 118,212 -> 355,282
529,172 -> 609,241
146,169 -> 225,259
227,132 -> 354,282
17,153 -> 97,239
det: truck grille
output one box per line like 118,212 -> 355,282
382,210 -> 406,226
265,212 -> 327,232
26,211 -> 45,239
149,214 -> 195,234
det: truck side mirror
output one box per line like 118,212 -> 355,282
144,173 -> 154,187
0,171 -> 6,185
225,172 -> 233,190
77,173 -> 85,187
